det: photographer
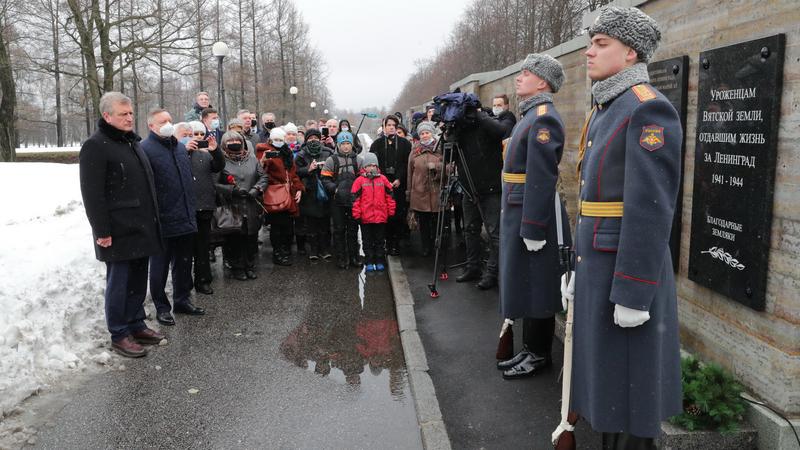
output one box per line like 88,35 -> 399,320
369,115 -> 412,256
442,95 -> 513,290
491,94 -> 517,138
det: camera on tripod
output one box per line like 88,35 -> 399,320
432,91 -> 483,133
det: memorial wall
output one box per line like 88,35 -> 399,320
448,0 -> 800,415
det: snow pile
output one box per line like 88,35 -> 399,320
0,163 -> 111,418
16,146 -> 81,154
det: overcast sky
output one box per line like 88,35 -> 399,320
293,0 -> 466,112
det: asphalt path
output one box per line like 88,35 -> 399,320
401,236 -> 602,450
22,232 -> 421,450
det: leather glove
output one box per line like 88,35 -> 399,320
248,188 -> 260,199
614,304 -> 651,328
523,239 -> 546,252
560,271 -> 575,311
233,186 -> 249,198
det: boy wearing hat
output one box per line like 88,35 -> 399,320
497,53 -> 571,381
565,6 -> 683,447
321,131 -> 364,269
351,152 -> 396,272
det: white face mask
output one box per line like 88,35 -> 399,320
421,138 -> 434,146
272,140 -> 285,148
341,126 -> 349,132
159,122 -> 174,137
492,106 -> 504,116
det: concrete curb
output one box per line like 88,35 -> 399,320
387,256 -> 452,450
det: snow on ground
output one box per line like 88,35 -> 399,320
15,146 -> 81,154
0,163 -> 113,419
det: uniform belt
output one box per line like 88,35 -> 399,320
502,172 -> 526,184
579,200 -> 624,217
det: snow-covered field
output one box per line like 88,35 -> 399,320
15,146 -> 81,154
0,163 -> 112,419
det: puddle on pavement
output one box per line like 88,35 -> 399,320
280,270 -> 409,401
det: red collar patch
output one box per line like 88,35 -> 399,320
640,125 -> 664,151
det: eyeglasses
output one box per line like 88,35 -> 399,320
193,132 -> 205,137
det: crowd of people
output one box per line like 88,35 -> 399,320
79,6 -> 681,447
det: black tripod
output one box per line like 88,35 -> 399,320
428,137 -> 485,298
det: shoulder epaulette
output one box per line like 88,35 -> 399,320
631,84 -> 657,103
536,104 -> 548,116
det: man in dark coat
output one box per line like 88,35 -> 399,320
79,92 -> 164,358
566,7 -> 682,447
369,115 -> 411,255
446,99 -> 515,289
490,94 -> 517,138
141,109 -> 206,326
497,54 -> 571,380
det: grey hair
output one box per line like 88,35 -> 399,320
174,122 -> 192,137
146,108 -> 169,125
228,118 -> 245,128
99,91 -> 132,116
236,109 -> 251,117
221,131 -> 243,148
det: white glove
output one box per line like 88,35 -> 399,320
560,271 -> 575,310
613,304 -> 650,328
523,239 -> 546,252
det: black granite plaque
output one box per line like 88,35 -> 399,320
649,56 -> 689,273
688,35 -> 785,310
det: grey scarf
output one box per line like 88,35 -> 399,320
518,92 -> 554,116
591,63 -> 650,105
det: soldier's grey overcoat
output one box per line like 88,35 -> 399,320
570,79 -> 683,438
499,96 -> 571,319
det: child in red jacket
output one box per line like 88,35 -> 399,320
352,153 -> 396,272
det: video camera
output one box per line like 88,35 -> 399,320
432,91 -> 482,132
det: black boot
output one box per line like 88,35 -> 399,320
456,267 -> 481,283
501,352 -> 552,379
602,432 -> 656,450
296,235 -> 307,255
476,274 -> 498,290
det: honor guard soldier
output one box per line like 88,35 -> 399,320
562,7 -> 683,448
497,54 -> 571,379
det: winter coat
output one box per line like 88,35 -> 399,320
369,134 -> 411,211
190,146 -> 226,211
499,97 -> 571,320
295,144 -> 334,218
259,145 -> 305,217
570,82 -> 682,438
446,110 -> 513,197
352,170 -> 396,224
494,110 -> 518,139
79,119 -> 162,262
214,152 -> 268,235
140,131 -> 198,238
321,150 -> 364,207
184,102 -> 207,122
406,140 -> 445,212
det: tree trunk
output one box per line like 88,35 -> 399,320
157,0 -> 164,106
0,17 -> 16,162
52,0 -> 63,147
250,0 -> 258,114
238,0 -> 245,109
197,0 -> 204,91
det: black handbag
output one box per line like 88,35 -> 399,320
211,202 -> 243,235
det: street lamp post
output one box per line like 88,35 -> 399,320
310,101 -> 316,118
323,109 -> 329,115
289,86 -> 298,123
212,41 -> 230,129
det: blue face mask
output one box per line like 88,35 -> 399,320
211,119 -> 220,130
179,137 -> 192,146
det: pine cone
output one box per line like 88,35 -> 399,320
686,404 -> 702,416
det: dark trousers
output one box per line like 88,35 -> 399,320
150,233 -> 195,314
193,210 -> 213,285
224,233 -> 258,271
331,204 -> 359,261
268,211 -> 294,255
452,193 -> 464,234
361,223 -> 386,265
105,258 -> 149,341
602,433 -> 656,450
292,217 -> 306,251
299,215 -> 331,256
386,197 -> 407,248
462,192 -> 501,276
522,316 -> 555,356
416,211 -> 439,254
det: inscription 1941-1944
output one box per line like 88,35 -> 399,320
688,34 -> 785,311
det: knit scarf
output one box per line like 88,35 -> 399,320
591,62 -> 650,105
223,142 -> 249,162
415,139 -> 437,155
518,92 -> 554,116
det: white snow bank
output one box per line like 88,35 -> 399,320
15,146 -> 80,154
0,163 -> 110,418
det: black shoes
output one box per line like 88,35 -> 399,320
245,269 -> 258,279
497,349 -> 532,371
196,282 -> 213,295
349,255 -> 363,268
388,245 -> 400,256
157,311 -> 175,326
502,352 -> 552,379
273,254 -> 292,266
174,302 -> 206,316
476,275 -> 498,290
456,268 -> 481,283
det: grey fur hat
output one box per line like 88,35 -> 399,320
589,6 -> 661,63
520,53 -> 565,93
416,121 -> 437,136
